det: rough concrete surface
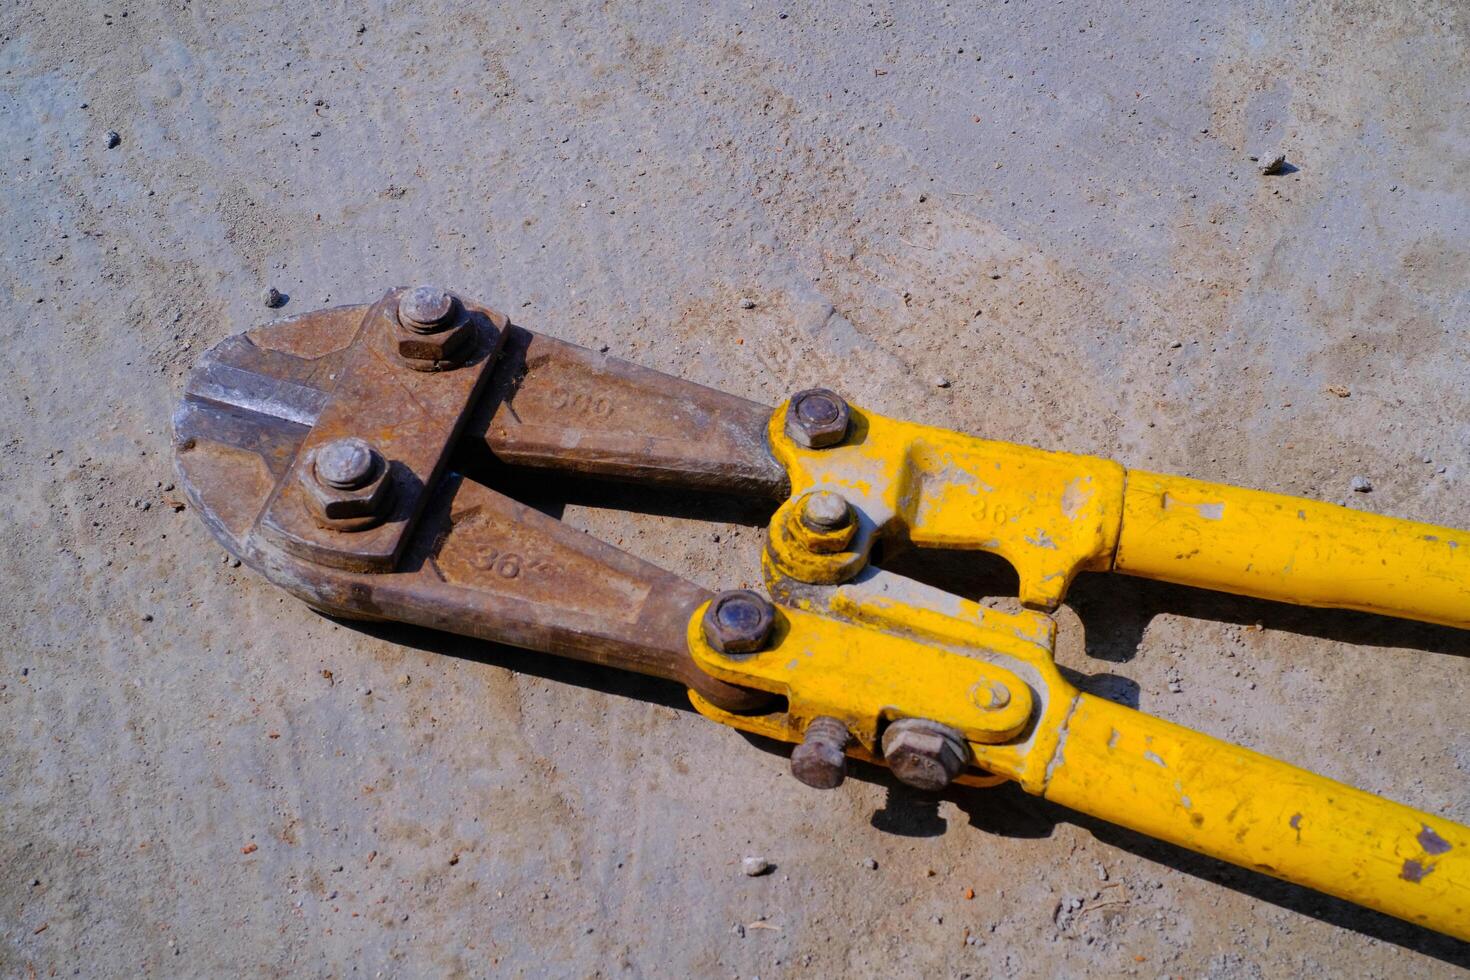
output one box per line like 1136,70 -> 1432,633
3,0 -> 1469,976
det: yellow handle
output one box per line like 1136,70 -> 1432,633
1039,693 -> 1470,939
1115,471 -> 1470,630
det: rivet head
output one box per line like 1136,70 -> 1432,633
969,681 -> 1012,711
314,437 -> 378,489
398,285 -> 457,334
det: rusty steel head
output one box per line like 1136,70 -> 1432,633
785,388 -> 850,448
301,437 -> 393,527
881,718 -> 972,792
398,286 -> 457,333
791,715 -> 851,789
314,436 -> 377,489
393,286 -> 474,370
799,491 -> 851,532
702,590 -> 776,656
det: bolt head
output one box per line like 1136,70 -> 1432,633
314,437 -> 377,489
881,719 -> 972,792
784,388 -> 850,449
799,491 -> 851,532
398,286 -> 457,333
701,590 -> 776,656
300,440 -> 393,526
791,717 -> 851,789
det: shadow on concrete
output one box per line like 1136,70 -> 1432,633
323,475 -> 1468,965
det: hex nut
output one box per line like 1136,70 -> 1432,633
784,388 -> 850,449
881,718 -> 972,792
789,491 -> 857,554
300,440 -> 393,527
701,590 -> 776,656
393,286 -> 475,370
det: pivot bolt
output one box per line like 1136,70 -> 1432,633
785,388 -> 851,449
881,717 -> 972,792
791,716 -> 852,789
392,286 -> 477,370
398,285 -> 457,333
799,491 -> 852,533
701,590 -> 776,656
299,437 -> 394,529
314,437 -> 377,490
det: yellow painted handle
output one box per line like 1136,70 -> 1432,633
1115,471 -> 1470,630
1041,693 -> 1470,939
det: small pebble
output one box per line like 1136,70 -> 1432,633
104,130 -> 121,149
263,287 -> 286,309
932,376 -> 951,389
737,298 -> 756,310
1168,340 -> 1183,349
1168,680 -> 1182,693
1257,153 -> 1287,176
741,856 -> 772,877
1350,475 -> 1373,493
140,612 -> 153,622
862,857 -> 878,870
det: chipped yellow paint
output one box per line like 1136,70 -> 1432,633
767,401 -> 1470,628
766,403 -> 1125,609
688,579 -> 1470,940
1043,694 -> 1470,941
1118,471 -> 1470,629
686,598 -> 1035,751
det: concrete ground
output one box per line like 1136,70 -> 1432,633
3,0 -> 1469,976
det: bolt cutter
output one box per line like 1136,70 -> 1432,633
174,286 -> 1469,940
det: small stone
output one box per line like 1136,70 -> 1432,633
104,130 -> 121,149
263,287 -> 286,309
1350,475 -> 1373,493
140,612 -> 153,622
1168,680 -> 1182,693
1258,153 -> 1287,176
1169,340 -> 1183,349
741,856 -> 772,877
1326,384 -> 1351,398
932,376 -> 951,388
397,674 -> 412,687
862,857 -> 878,870
738,298 -> 756,310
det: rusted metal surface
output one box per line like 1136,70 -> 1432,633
783,388 -> 850,449
789,716 -> 852,789
880,717 -> 973,792
474,325 -> 788,497
256,288 -> 508,572
173,299 -> 770,712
